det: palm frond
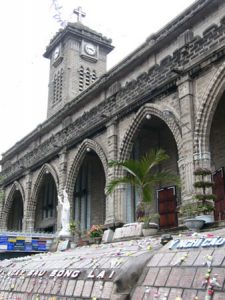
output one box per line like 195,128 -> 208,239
108,159 -> 143,184
142,185 -> 154,203
107,149 -> 180,203
143,149 -> 169,176
146,171 -> 180,187
105,176 -> 138,195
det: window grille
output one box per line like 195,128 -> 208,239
53,69 -> 63,104
79,66 -> 97,92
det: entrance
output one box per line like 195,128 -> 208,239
209,91 -> 225,221
213,168 -> 225,221
73,151 -> 105,231
126,114 -> 179,224
35,173 -> 58,233
157,186 -> 177,228
7,190 -> 23,231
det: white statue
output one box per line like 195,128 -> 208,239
58,189 -> 70,237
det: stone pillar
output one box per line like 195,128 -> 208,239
105,120 -> 120,225
178,156 -> 194,203
114,185 -> 126,223
57,147 -> 68,232
193,149 -> 211,169
177,75 -> 195,203
0,186 -> 5,229
23,172 -> 33,232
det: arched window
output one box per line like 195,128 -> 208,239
53,68 -> 63,104
78,66 -> 97,92
92,70 -> 97,83
79,66 -> 84,92
86,68 -> 90,87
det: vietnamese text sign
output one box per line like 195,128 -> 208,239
169,237 -> 225,250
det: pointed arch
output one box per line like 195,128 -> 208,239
29,163 -> 59,220
117,103 -> 181,225
119,103 -> 182,163
2,181 -> 25,228
194,62 -> 225,156
66,139 -> 108,206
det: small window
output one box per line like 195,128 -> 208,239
92,70 -> 97,83
78,67 -> 97,93
86,68 -> 90,86
53,68 -> 63,104
79,66 -> 84,92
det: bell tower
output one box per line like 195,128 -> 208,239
44,7 -> 114,118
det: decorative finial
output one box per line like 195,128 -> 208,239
73,6 -> 86,23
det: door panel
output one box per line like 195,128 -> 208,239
157,186 -> 177,228
213,168 -> 225,221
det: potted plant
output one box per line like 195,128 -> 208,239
179,202 -> 206,231
106,149 -> 180,226
87,224 -> 103,244
193,167 -> 215,224
179,167 -> 215,230
69,220 -> 81,247
138,213 -> 160,236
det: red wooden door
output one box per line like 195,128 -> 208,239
157,186 -> 177,228
213,168 -> 225,221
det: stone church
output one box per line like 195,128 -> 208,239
1,0 -> 225,235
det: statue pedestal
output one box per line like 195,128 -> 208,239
113,222 -> 143,240
58,229 -> 71,239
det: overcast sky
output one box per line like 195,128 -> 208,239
0,0 -> 195,157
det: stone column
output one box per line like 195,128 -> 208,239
23,172 -> 33,232
193,149 -> 211,169
177,75 -> 195,203
0,186 -> 5,229
57,147 -> 68,232
114,185 -> 126,224
105,120 -> 120,225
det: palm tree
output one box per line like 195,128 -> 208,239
106,149 -> 180,219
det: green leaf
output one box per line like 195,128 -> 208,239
107,149 -> 180,203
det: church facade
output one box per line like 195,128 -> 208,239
1,0 -> 225,234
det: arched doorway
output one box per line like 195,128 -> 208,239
210,91 -> 225,220
73,151 -> 106,231
126,115 -> 179,228
7,190 -> 23,231
34,172 -> 58,233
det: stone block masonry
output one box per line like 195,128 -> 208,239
0,228 -> 225,299
0,237 -> 160,299
132,229 -> 225,299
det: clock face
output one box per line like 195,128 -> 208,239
53,46 -> 60,60
84,43 -> 96,56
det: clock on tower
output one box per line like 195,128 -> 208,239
84,43 -> 96,56
44,7 -> 114,118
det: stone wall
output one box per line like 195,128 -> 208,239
1,0 -> 225,230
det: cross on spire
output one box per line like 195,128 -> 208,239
73,6 -> 86,23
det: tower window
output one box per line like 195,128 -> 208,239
53,68 -> 63,104
79,66 -> 84,92
92,70 -> 97,83
79,66 -> 97,92
86,68 -> 90,87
